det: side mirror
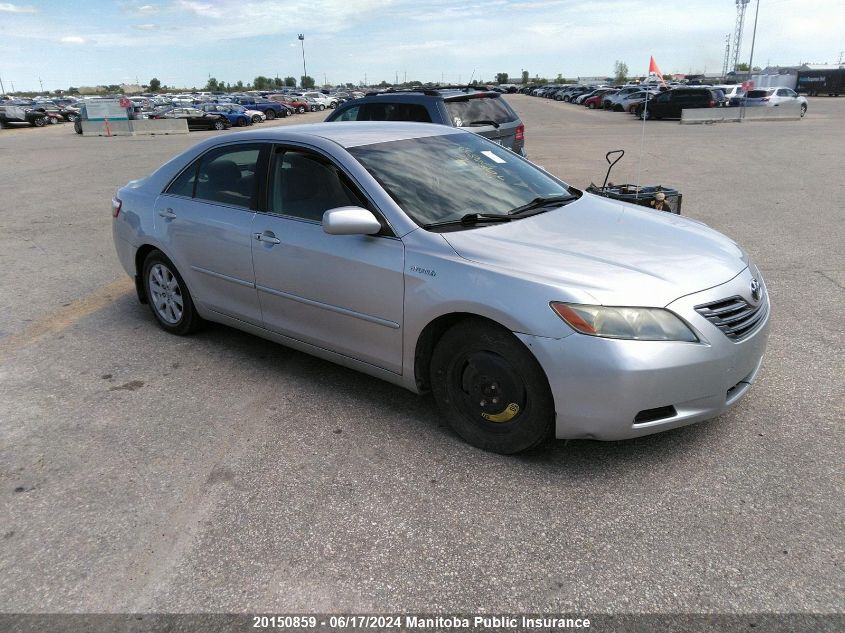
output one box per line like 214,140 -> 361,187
322,206 -> 382,236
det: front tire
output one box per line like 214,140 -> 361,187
213,120 -> 225,130
800,103 -> 807,117
430,320 -> 554,454
142,251 -> 203,335
252,114 -> 262,123
265,109 -> 276,120
32,116 -> 47,127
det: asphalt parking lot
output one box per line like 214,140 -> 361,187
0,97 -> 842,614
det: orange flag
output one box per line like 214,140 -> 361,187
648,56 -> 666,85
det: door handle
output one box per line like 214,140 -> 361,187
158,208 -> 177,219
254,232 -> 281,245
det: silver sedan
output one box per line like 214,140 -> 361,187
112,122 -> 770,453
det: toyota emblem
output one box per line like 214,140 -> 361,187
750,278 -> 762,302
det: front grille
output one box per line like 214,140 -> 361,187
695,295 -> 767,341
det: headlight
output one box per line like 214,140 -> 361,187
550,302 -> 698,342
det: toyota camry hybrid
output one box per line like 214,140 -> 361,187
112,122 -> 770,454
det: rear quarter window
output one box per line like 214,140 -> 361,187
445,96 -> 517,127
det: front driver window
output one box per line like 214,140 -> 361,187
268,150 -> 365,222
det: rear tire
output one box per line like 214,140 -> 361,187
800,103 -> 807,117
588,102 -> 596,109
213,120 -> 225,130
297,106 -> 305,113
32,116 -> 47,127
430,320 -> 554,454
142,250 -> 204,335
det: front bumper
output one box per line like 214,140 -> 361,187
516,268 -> 770,440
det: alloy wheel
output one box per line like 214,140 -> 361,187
148,263 -> 184,325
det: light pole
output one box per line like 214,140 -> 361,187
298,34 -> 307,87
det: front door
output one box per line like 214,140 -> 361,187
154,142 -> 267,325
250,147 -> 405,374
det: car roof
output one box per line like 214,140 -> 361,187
210,122 -> 461,149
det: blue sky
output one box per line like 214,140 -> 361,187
0,0 -> 842,91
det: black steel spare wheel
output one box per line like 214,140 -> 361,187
431,320 -> 554,453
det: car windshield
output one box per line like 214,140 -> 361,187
348,132 -> 571,228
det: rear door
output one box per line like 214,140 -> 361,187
444,94 -> 523,154
154,142 -> 267,325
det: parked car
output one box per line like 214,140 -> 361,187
583,89 -> 618,109
573,88 -> 607,105
603,86 -> 648,110
560,86 -> 592,102
0,104 -> 49,127
112,122 -> 770,454
300,96 -> 323,112
325,89 -> 526,155
230,96 -> 287,120
634,88 -> 719,120
268,95 -> 310,114
617,90 -> 658,112
198,103 -> 251,127
717,85 -> 745,103
743,88 -> 808,116
301,91 -> 337,109
152,107 -> 232,130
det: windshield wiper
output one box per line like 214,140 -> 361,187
507,194 -> 578,216
466,119 -> 500,128
422,213 -> 512,229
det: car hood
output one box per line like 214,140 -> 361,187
440,193 -> 747,307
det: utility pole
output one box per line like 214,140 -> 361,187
741,0 -> 761,119
746,0 -> 761,77
298,34 -> 307,85
0,73 -> 5,96
38,77 -> 44,92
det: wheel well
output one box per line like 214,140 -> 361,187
414,313 -> 506,392
134,244 -> 159,303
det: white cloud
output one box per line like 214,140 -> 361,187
0,2 -> 37,12
60,36 -> 87,44
137,4 -> 159,13
177,0 -> 222,18
132,23 -> 160,30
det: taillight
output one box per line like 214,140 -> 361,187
515,124 -> 525,141
112,197 -> 122,218
709,99 -> 716,108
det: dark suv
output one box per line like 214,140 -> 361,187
324,89 -> 526,155
634,88 -> 718,120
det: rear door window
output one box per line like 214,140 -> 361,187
194,144 -> 264,209
445,96 -> 516,127
357,102 -> 432,122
